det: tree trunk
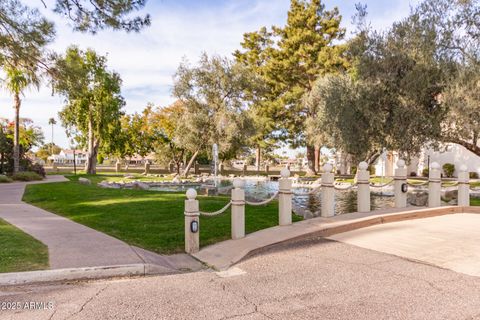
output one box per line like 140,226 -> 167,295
182,150 -> 199,178
305,145 -> 316,175
85,117 -> 99,175
255,146 -> 261,172
314,145 -> 320,172
13,93 -> 20,174
366,150 -> 381,166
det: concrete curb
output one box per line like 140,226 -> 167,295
0,263 -> 178,286
193,206 -> 480,270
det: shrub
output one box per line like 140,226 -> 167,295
0,175 -> 12,183
350,166 -> 357,175
29,163 -> 46,177
422,168 -> 429,177
470,172 -> 479,179
442,163 -> 455,178
11,171 -> 43,181
409,172 -> 417,177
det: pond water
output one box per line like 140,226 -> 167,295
151,179 -> 428,217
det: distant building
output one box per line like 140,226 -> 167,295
48,149 -> 87,165
373,143 -> 480,177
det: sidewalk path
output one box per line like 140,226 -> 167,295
0,176 -> 202,272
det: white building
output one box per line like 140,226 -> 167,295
373,143 -> 480,177
418,143 -> 480,177
48,150 -> 87,165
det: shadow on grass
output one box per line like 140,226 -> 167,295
23,181 -> 301,254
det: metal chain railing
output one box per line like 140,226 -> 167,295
199,201 -> 232,216
245,191 -> 279,206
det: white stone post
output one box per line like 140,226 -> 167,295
458,165 -> 470,206
278,168 -> 292,226
321,163 -> 335,217
144,161 -> 150,174
115,160 -> 121,173
231,178 -> 245,239
394,159 -> 408,208
52,162 -> 58,172
184,189 -> 200,253
357,161 -> 370,213
428,162 -> 441,208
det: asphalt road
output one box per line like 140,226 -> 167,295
2,237 -> 480,320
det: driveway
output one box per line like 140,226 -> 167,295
1,237 -> 480,319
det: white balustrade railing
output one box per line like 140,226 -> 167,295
184,159 -> 474,254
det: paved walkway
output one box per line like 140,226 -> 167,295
329,213 -> 480,277
2,238 -> 480,320
0,176 -> 201,272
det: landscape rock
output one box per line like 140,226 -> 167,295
78,177 -> 91,185
408,191 -> 428,206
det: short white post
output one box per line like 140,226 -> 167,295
231,178 -> 245,239
321,163 -> 335,217
357,161 -> 370,212
184,189 -> 200,253
428,162 -> 441,208
144,161 -> 150,174
115,160 -> 121,173
458,165 -> 470,206
394,159 -> 407,208
278,168 -> 292,226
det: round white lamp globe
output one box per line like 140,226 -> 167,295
358,161 -> 368,171
280,167 -> 290,178
186,188 -> 197,200
323,163 -> 333,173
430,162 -> 440,170
233,178 -> 245,189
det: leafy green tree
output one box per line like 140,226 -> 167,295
54,46 -> 125,174
235,0 -> 348,174
307,3 -> 450,164
0,1 -> 53,173
3,64 -> 40,173
0,118 -> 44,173
173,54 -> 253,177
36,143 -> 62,162
52,0 -> 151,33
147,101 -> 186,174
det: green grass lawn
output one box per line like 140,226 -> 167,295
471,198 -> 480,206
23,175 -> 301,254
0,219 -> 49,273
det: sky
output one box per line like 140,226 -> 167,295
0,0 -> 421,152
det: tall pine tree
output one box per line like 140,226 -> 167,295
235,0 -> 348,174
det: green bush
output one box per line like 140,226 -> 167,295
422,167 -> 429,177
0,175 -> 12,183
11,172 -> 43,181
442,163 -> 455,178
470,172 -> 479,179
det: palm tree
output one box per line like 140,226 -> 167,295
48,117 -> 57,156
3,62 -> 40,173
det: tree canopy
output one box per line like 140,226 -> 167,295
54,46 -> 125,174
